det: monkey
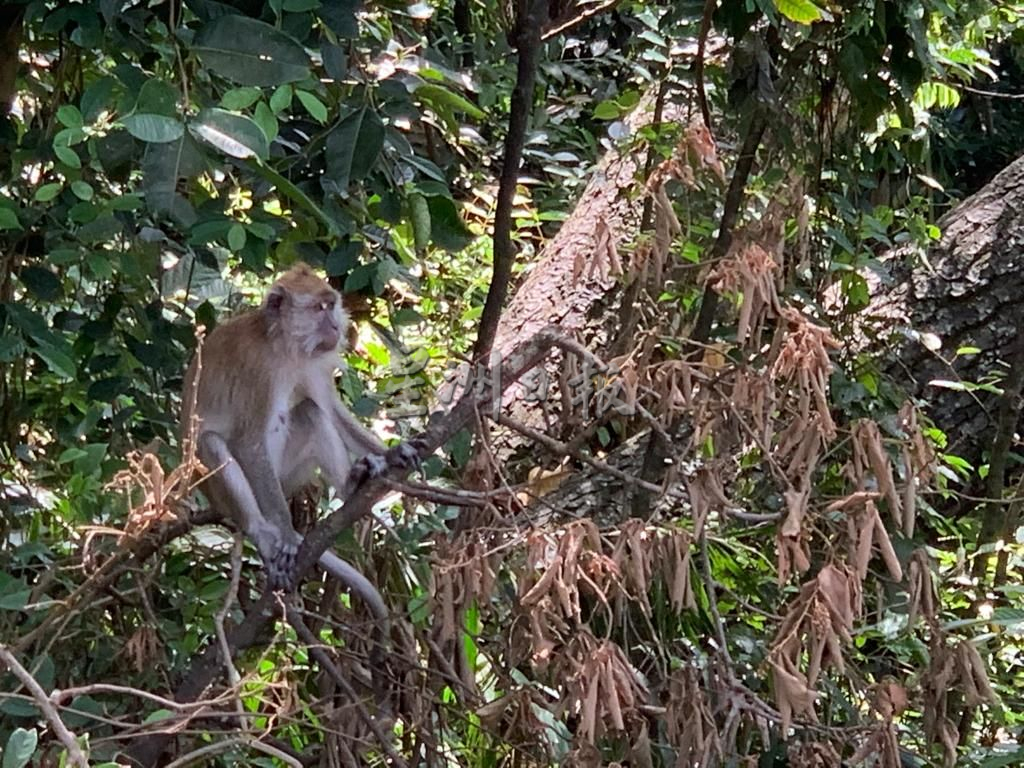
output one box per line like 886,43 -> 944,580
181,262 -> 420,617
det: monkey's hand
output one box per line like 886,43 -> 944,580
349,437 -> 427,488
251,522 -> 300,591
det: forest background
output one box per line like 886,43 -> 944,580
2,0 -> 1024,766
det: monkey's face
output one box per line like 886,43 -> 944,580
312,292 -> 346,353
264,266 -> 350,357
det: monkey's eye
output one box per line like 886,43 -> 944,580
319,298 -> 335,311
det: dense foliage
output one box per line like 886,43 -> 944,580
2,0 -> 1024,766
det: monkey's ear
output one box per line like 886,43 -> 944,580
264,284 -> 288,315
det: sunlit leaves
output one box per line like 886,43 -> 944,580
414,84 -> 484,121
194,16 -> 310,86
774,0 -> 826,24
190,109 -> 269,160
915,81 -> 961,109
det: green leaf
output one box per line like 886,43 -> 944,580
409,192 -> 430,250
71,181 -> 94,201
322,43 -> 347,80
81,76 -> 115,122
318,0 -> 359,37
135,78 -> 180,116
0,589 -> 30,610
253,101 -> 279,142
414,83 -> 484,120
34,183 -> 63,202
774,0 -> 824,23
53,144 -> 81,168
270,84 -> 293,114
56,104 -> 83,128
325,107 -> 384,190
32,338 -> 77,379
427,195 -> 472,251
593,100 -> 620,120
19,266 -> 61,301
296,90 -> 328,123
977,749 -> 1024,768
284,0 -> 321,10
190,108 -> 269,160
110,195 -> 143,211
141,136 -> 206,226
221,87 -> 262,110
122,114 -> 185,143
227,223 -> 247,251
195,16 -> 310,86
245,159 -> 341,234
0,208 -> 21,230
3,727 -> 37,768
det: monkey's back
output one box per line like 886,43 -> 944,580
181,311 -> 291,440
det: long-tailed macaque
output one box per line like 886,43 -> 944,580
181,263 -> 418,617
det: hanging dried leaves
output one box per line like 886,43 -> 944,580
898,401 -> 935,538
922,637 -> 998,766
825,492 -> 903,581
907,548 -> 938,629
771,308 -> 841,443
665,666 -> 722,766
709,241 -> 781,347
558,630 -> 648,743
768,564 -> 862,733
848,419 -> 903,528
519,520 -> 621,662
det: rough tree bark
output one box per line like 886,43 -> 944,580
869,151 -> 1024,463
490,91 -> 689,442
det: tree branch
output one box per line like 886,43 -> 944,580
472,0 -> 549,361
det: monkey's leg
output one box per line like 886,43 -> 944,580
198,432 -> 300,589
283,400 -> 389,623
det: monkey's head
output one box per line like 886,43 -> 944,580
263,263 -> 349,357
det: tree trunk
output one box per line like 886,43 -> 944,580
869,151 -> 1024,463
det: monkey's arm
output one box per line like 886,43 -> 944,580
329,400 -> 386,457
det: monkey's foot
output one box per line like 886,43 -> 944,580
349,438 -> 427,488
254,531 -> 299,591
385,438 -> 426,471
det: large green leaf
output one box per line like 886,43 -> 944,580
324,107 -> 384,191
194,15 -> 310,86
122,114 -> 185,143
190,108 -> 269,160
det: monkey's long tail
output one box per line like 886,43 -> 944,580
317,550 -> 392,710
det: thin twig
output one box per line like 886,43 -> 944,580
215,533 -> 245,717
0,646 -> 89,768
